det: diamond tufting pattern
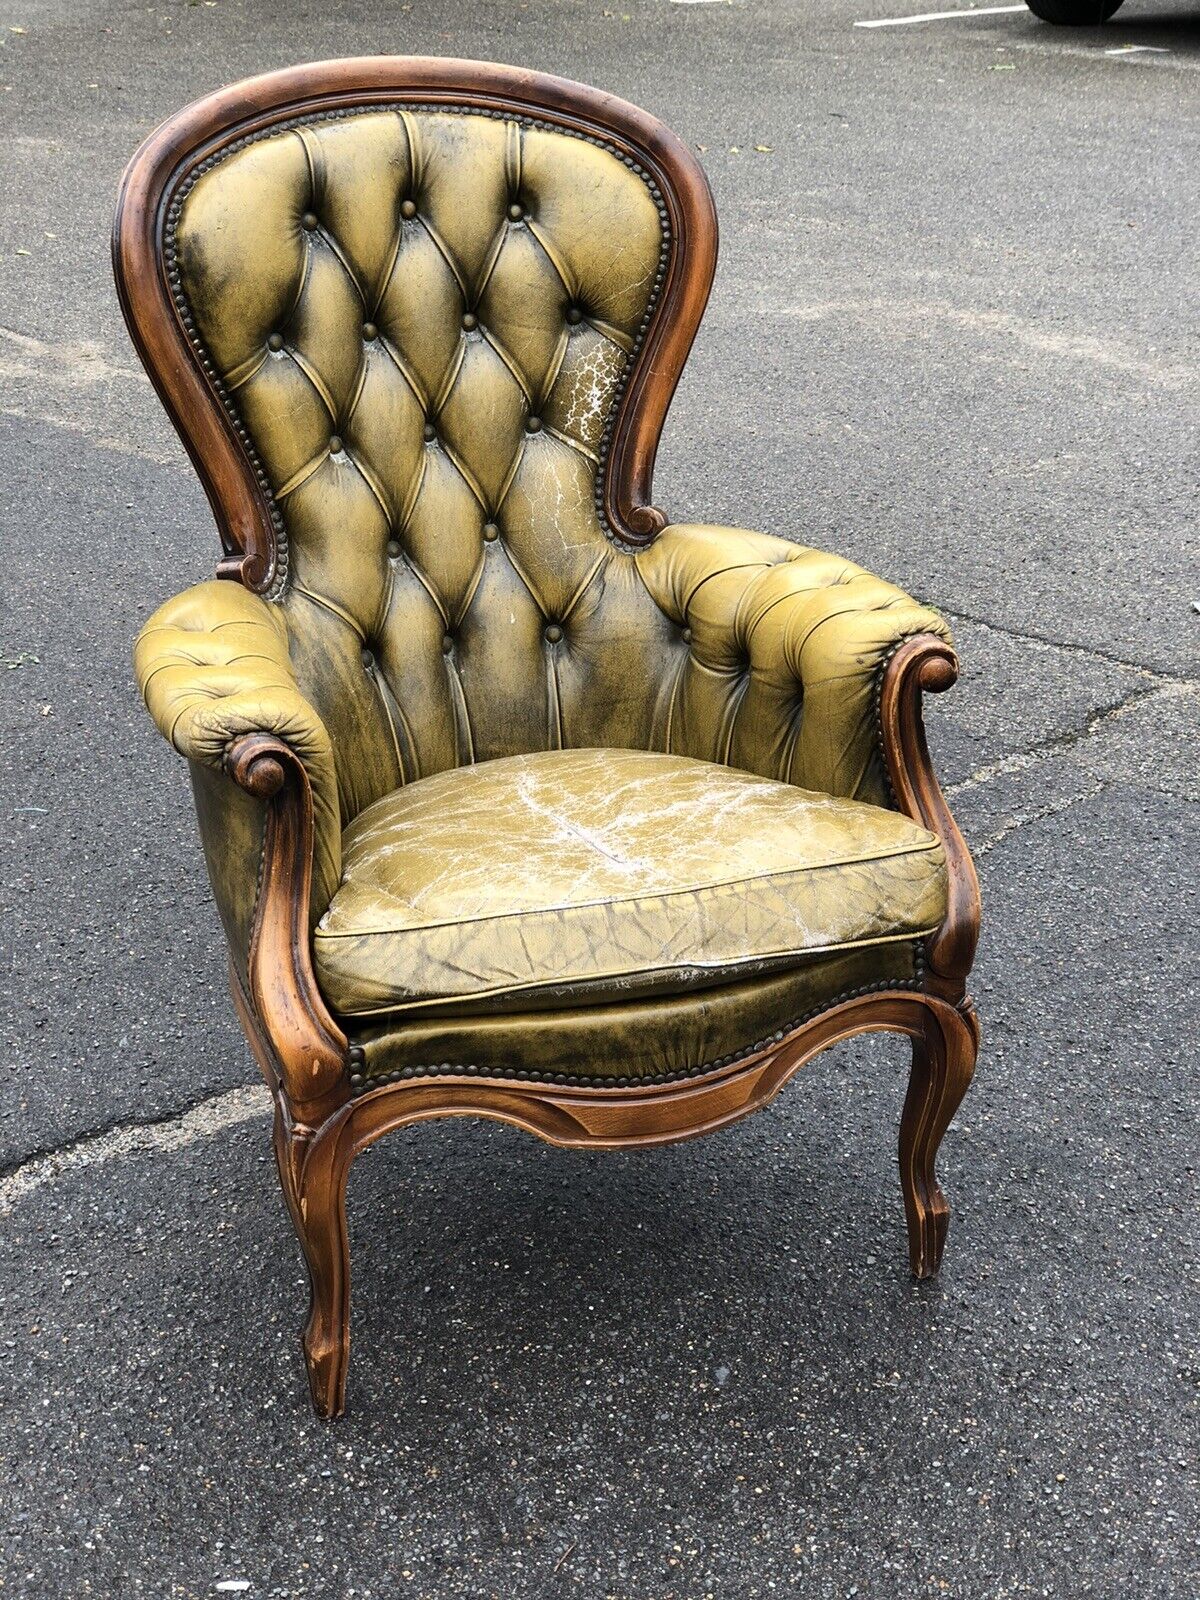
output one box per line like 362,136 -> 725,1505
174,106 -> 680,823
160,102 -> 953,854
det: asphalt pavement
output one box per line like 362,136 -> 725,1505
0,0 -> 1197,1595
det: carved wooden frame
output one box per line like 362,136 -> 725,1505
114,57 -> 980,1419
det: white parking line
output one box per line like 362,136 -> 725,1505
855,5 -> 1025,26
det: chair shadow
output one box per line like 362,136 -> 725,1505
338,1041 -> 966,1465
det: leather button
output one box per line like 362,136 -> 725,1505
482,522 -> 499,542
507,202 -> 525,222
682,626 -> 692,644
400,199 -> 417,220
441,633 -> 454,655
301,211 -> 318,231
462,312 -> 478,332
328,435 -> 343,455
544,623 -> 563,644
566,307 -> 583,326
386,539 -> 401,558
362,322 -> 378,341
267,332 -> 284,352
422,422 -> 437,443
525,416 -> 542,434
361,647 -> 374,669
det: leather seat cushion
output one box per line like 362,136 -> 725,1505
313,747 -> 947,1019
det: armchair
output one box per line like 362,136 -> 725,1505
116,58 -> 980,1417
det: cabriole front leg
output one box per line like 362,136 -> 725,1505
900,996 -> 979,1277
225,732 -> 354,1413
293,1131 -> 353,1420
263,1097 -> 354,1420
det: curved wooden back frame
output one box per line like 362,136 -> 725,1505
112,56 -> 719,587
115,60 -> 979,1419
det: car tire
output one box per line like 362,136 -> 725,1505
1024,0 -> 1124,21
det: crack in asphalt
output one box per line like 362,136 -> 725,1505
972,779 -> 1107,859
945,678 -> 1195,796
0,1083 -> 270,1218
941,605 -> 1196,686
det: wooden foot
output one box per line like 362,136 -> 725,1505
899,998 -> 978,1278
270,1108 -> 352,1419
297,1174 -> 351,1420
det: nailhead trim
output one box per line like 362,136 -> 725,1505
344,947 -> 925,1095
873,637 -> 908,811
163,100 -> 674,592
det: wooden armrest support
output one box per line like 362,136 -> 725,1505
226,733 -> 348,1123
878,635 -> 981,1001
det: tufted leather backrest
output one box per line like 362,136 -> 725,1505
173,106 -> 682,824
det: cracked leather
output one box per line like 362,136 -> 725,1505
132,105 -> 953,1025
314,749 -> 945,1018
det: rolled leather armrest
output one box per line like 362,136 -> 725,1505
635,523 -> 954,808
133,581 -> 342,947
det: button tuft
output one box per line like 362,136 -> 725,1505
362,322 -> 378,341
267,332 -> 284,352
461,312 -> 478,331
507,202 -> 525,222
422,422 -> 437,443
482,522 -> 500,543
328,435 -> 343,455
441,634 -> 454,655
400,199 -> 418,220
682,626 -> 692,644
386,539 -> 401,558
544,623 -> 563,644
566,307 -> 583,326
301,211 -> 318,231
361,647 -> 374,669
525,416 -> 542,434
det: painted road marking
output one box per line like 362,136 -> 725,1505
855,5 -> 1025,26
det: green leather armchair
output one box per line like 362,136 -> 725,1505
117,58 -> 980,1418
